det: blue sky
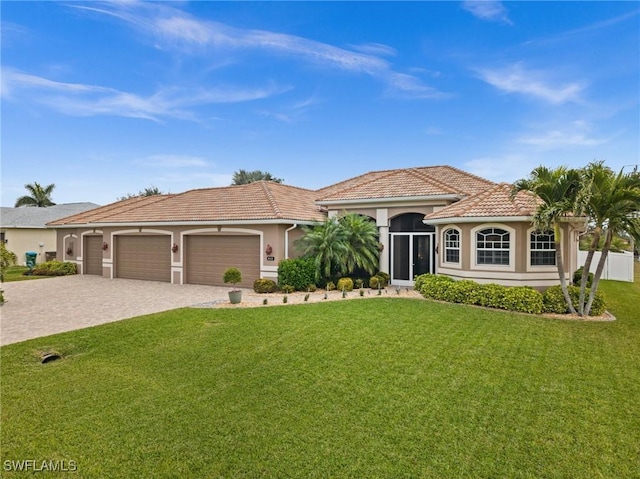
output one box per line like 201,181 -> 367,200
2,1 -> 639,206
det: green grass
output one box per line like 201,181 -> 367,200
1,270 -> 639,478
2,266 -> 49,282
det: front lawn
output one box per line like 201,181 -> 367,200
1,266 -> 49,282
1,273 -> 639,478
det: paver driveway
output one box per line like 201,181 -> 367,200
0,275 -> 243,346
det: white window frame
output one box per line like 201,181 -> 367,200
527,227 -> 557,272
470,224 -> 515,272
442,226 -> 462,269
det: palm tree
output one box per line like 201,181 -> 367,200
579,162 -> 640,315
512,166 -> 582,314
295,217 -> 349,282
339,213 -> 380,275
232,169 -> 283,185
14,182 -> 56,207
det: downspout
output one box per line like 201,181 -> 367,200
285,224 -> 298,259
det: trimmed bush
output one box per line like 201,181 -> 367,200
253,278 -> 277,294
278,257 -> 316,292
419,275 -> 455,301
326,281 -> 336,291
542,285 -> 607,316
502,287 -> 544,314
375,272 -> 390,287
477,283 -> 507,309
280,284 -> 295,294
573,267 -> 593,288
32,260 -> 77,276
413,273 -> 432,292
440,280 -> 481,304
336,277 -> 354,292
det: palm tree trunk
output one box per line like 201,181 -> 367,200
578,228 -> 601,316
584,229 -> 612,316
554,223 -> 576,315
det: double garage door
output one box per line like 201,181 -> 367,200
114,234 -> 259,286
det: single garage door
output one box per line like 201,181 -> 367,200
116,235 -> 171,282
186,235 -> 260,287
84,235 -> 103,275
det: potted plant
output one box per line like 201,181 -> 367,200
223,267 -> 243,304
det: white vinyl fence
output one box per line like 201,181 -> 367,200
577,250 -> 635,283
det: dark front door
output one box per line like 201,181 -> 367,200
391,233 -> 434,285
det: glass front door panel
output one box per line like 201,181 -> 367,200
413,235 -> 431,277
392,235 -> 410,281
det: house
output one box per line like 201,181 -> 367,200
47,166 -> 586,288
1,203 -> 99,265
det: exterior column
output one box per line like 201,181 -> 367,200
376,208 -> 389,274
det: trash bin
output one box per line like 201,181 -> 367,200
25,251 -> 37,269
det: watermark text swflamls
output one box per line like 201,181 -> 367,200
3,459 -> 78,472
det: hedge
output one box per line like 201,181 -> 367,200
277,257 -> 316,292
32,260 -> 77,276
418,274 -> 605,316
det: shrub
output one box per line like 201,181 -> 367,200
326,281 -> 336,291
542,285 -> 568,314
542,285 -> 607,316
336,277 -> 354,292
375,271 -> 390,287
32,261 -> 77,276
573,267 -> 593,288
501,287 -> 544,314
280,284 -> 295,294
369,276 -> 381,289
253,278 -> 277,294
278,257 -> 316,291
440,280 -> 481,304
354,279 -> 364,289
307,284 -> 317,293
477,283 -> 507,309
413,273 -> 432,292
419,275 -> 455,301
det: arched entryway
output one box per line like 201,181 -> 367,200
389,213 -> 435,286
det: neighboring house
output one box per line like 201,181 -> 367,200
1,203 -> 99,266
47,166 -> 586,288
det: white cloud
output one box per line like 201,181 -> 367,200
462,1 -> 512,25
517,121 -> 610,149
464,155 -> 536,183
72,2 -> 445,101
1,69 -> 288,121
477,62 -> 584,104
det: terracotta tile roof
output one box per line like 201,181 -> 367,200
423,182 -> 542,222
316,166 -> 495,202
48,182 -> 326,226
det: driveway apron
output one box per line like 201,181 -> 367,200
0,275 -> 237,346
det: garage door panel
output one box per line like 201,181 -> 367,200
186,236 -> 259,287
84,236 -> 103,275
116,236 -> 171,282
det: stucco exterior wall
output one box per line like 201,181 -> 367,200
434,221 -> 581,289
2,228 -> 57,265
54,222 -> 305,283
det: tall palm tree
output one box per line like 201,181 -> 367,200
231,169 -> 283,185
512,166 -> 582,314
579,162 -> 640,315
14,182 -> 56,207
295,217 -> 348,282
339,213 -> 380,275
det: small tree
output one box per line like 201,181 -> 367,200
223,267 -> 242,291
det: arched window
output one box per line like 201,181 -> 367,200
444,228 -> 460,264
530,230 -> 556,266
476,227 -> 510,265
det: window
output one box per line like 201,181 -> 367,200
476,228 -> 510,265
530,231 -> 556,266
444,228 -> 460,263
